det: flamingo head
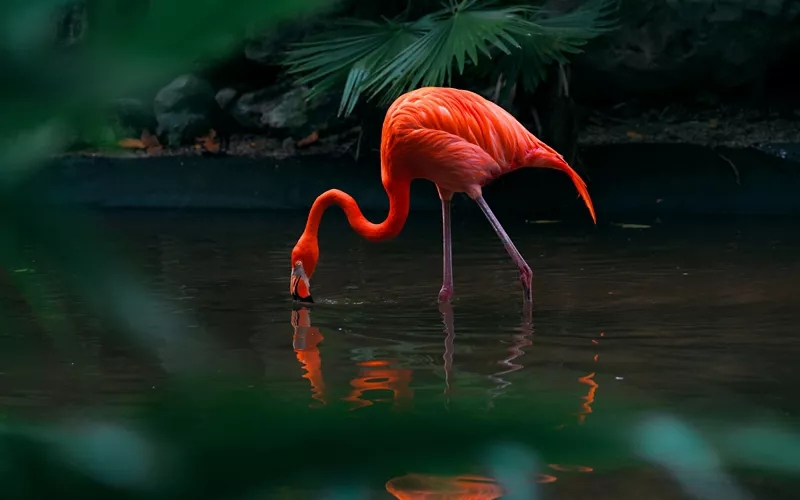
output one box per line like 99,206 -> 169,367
290,238 -> 318,303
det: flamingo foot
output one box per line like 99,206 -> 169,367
519,264 -> 533,302
438,285 -> 454,303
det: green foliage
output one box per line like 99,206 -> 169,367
0,0 -> 331,168
0,0 -> 334,409
284,0 -> 617,116
491,0 -> 618,101
0,377 -> 798,499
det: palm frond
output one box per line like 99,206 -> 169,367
285,17 -> 427,115
365,2 -> 532,105
495,0 -> 619,95
284,0 -> 618,116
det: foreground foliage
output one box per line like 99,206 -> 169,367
0,2 -> 798,499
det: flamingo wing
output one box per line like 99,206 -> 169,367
386,127 -> 502,197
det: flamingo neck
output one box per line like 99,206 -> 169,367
302,179 -> 411,244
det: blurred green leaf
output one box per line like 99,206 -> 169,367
0,0 -> 335,371
0,0 -> 333,178
0,378 -> 797,499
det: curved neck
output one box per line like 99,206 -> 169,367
303,179 -> 411,243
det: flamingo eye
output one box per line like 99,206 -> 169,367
294,261 -> 302,268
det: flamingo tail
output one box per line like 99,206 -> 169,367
524,148 -> 597,224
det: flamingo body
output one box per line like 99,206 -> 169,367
383,87 -> 534,195
290,87 -> 596,305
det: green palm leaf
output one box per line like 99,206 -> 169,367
284,0 -> 617,116
285,17 -> 428,115
366,2 -> 528,105
495,0 -> 619,96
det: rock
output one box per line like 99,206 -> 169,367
231,85 -> 310,133
569,0 -> 800,101
110,98 -> 156,138
281,137 -> 296,155
212,88 -> 239,150
215,88 -> 238,110
270,137 -> 297,160
154,74 -> 216,146
303,90 -> 347,134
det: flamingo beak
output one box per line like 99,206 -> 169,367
291,265 -> 313,303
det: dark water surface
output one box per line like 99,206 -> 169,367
1,209 -> 799,498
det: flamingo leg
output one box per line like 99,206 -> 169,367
438,198 -> 454,303
475,195 -> 533,302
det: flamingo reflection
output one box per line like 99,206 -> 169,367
385,472 -> 564,500
291,305 -> 594,498
385,474 -> 505,500
383,306 -> 554,499
440,303 -> 535,407
577,372 -> 598,424
440,302 -> 455,401
342,359 -> 414,410
487,308 -> 533,408
291,306 -> 326,407
576,332 -> 602,425
290,306 -> 413,410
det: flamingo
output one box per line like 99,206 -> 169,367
290,86 -> 596,305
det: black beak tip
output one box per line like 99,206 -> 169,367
293,293 -> 314,304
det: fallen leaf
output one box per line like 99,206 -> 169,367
117,138 -> 146,149
297,130 -> 319,148
195,128 -> 220,153
611,222 -> 651,229
709,118 -> 719,129
548,464 -> 594,473
526,219 -> 561,224
626,130 -> 644,140
141,129 -> 162,153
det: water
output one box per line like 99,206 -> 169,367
1,208 -> 799,498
